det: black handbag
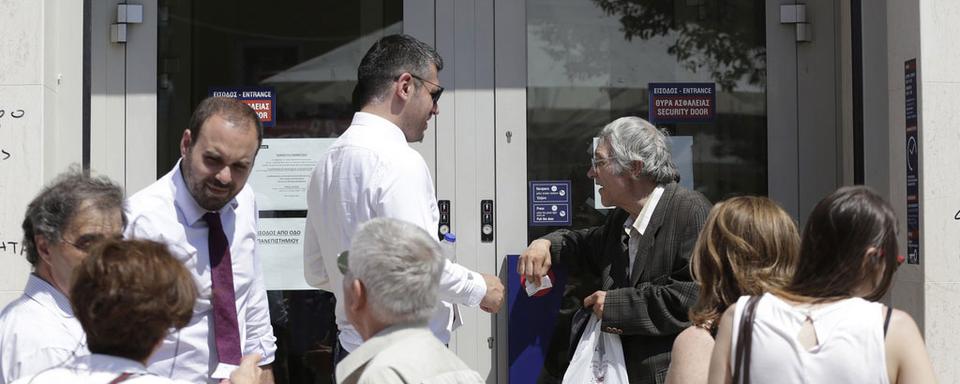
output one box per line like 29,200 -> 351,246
731,295 -> 762,384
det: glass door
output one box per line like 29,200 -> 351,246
148,1 -> 430,383
495,0 -> 840,382
524,0 -> 768,241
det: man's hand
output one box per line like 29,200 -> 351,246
583,290 -> 606,318
220,354 -> 263,384
258,365 -> 274,384
480,273 -> 504,313
518,239 -> 553,287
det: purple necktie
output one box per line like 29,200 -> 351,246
203,212 -> 242,365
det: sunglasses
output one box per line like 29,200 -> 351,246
408,74 -> 444,105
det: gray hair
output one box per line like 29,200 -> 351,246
354,34 -> 444,109
348,218 -> 444,324
21,168 -> 126,266
598,116 -> 679,184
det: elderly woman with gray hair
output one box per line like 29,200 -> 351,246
335,218 -> 484,384
519,116 -> 712,384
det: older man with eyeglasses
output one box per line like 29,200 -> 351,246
0,169 -> 126,384
519,117 -> 712,384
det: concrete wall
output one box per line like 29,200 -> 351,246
917,0 -> 960,380
0,0 -> 84,308
881,0 -> 960,380
884,0 -> 925,327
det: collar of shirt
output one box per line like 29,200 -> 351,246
335,321 -> 432,379
346,112 -> 408,145
24,273 -> 74,319
72,354 -> 150,375
623,185 -> 666,236
171,159 -> 239,226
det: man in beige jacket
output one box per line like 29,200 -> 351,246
335,218 -> 483,384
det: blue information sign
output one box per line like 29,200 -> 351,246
904,59 -> 920,265
530,181 -> 571,226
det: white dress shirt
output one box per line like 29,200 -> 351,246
303,112 -> 487,352
124,162 -> 276,383
622,185 -> 665,279
0,274 -> 88,384
11,354 -> 191,384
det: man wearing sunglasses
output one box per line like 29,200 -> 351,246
0,169 -> 125,384
304,34 -> 504,371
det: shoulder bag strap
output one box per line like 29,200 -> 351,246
731,295 -> 762,384
107,372 -> 134,384
108,372 -> 146,384
883,305 -> 894,337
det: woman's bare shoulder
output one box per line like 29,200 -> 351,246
667,326 -> 717,384
673,326 -> 716,361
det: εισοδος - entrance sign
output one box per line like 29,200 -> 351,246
648,82 -> 716,124
530,181 -> 571,226
208,86 -> 277,127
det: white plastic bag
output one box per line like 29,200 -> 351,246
562,314 -> 630,384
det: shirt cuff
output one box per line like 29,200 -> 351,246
462,270 -> 487,307
254,338 -> 277,365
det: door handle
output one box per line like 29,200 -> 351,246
438,200 -> 451,241
481,199 -> 494,243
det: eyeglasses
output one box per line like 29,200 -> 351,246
408,74 -> 444,105
337,250 -> 350,274
591,156 -> 612,170
61,233 -> 123,253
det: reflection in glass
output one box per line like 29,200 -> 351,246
158,1 -> 401,174
157,2 -> 401,383
527,0 -> 767,242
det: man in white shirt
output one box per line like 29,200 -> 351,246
125,97 -> 276,383
303,34 -> 505,362
0,170 -> 125,384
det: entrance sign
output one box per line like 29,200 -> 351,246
208,86 -> 277,127
648,82 -> 716,124
904,59 -> 920,265
530,181 -> 572,226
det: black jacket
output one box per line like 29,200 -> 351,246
544,182 -> 711,384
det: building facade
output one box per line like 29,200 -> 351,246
1,0 -> 957,382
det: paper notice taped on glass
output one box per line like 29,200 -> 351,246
250,138 -> 335,290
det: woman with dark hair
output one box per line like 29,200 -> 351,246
13,239 -> 262,384
665,196 -> 800,384
707,186 -> 936,384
